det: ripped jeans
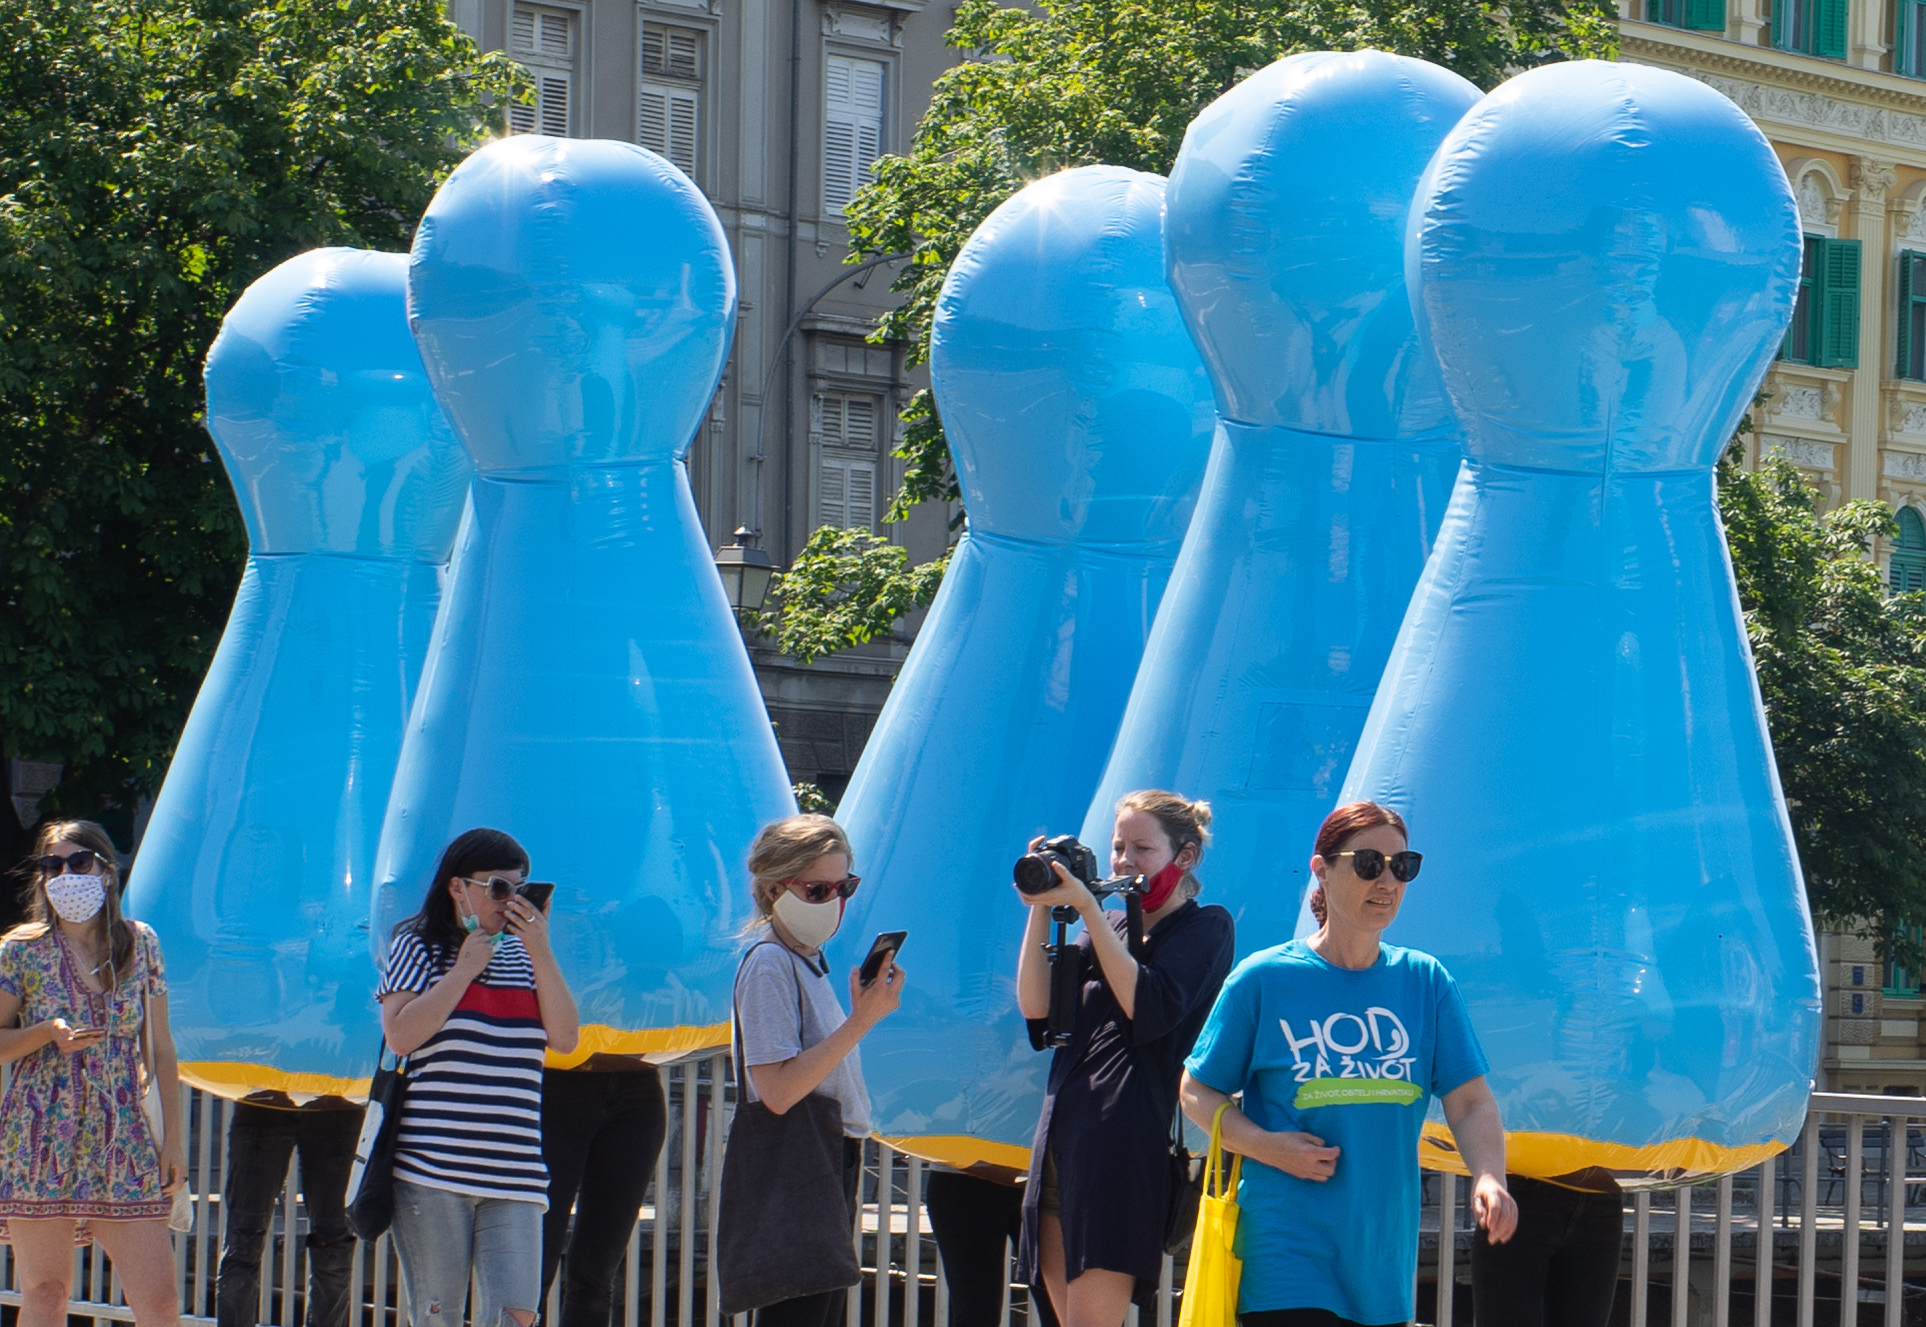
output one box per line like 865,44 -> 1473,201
392,1180 -> 544,1327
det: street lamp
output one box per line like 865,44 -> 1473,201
714,527 -> 776,614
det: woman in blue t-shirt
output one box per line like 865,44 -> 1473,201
1180,801 -> 1517,1327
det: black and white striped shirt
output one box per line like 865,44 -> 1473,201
376,930 -> 549,1206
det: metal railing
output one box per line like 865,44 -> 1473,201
6,1068 -> 1922,1327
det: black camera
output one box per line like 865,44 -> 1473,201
1013,835 -> 1102,895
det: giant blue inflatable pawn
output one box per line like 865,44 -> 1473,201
1345,60 -> 1819,1181
373,137 -> 794,1058
833,165 -> 1216,1169
1084,52 -> 1480,955
129,249 -> 473,1099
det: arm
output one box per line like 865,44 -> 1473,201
1015,903 -> 1053,1020
1441,1076 -> 1516,1242
1015,860 -> 1142,1018
505,897 -> 579,1054
146,990 -> 187,1195
0,989 -> 101,1064
1180,1071 -> 1341,1182
749,961 -> 904,1115
379,932 -> 495,1056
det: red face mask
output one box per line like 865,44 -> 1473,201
1140,859 -> 1187,911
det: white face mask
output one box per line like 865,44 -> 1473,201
772,889 -> 842,949
46,873 -> 106,924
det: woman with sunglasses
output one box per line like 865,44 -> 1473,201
0,820 -> 185,1327
723,814 -> 903,1327
1180,801 -> 1516,1327
376,828 -> 578,1327
1012,790 -> 1235,1327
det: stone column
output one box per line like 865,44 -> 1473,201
1850,158 -> 1897,502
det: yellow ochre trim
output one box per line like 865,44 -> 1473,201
181,1062 -> 372,1102
182,1022 -> 734,1101
874,1135 -> 1034,1171
1419,1123 -> 1788,1182
544,1022 -> 732,1068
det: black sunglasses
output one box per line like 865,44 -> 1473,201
460,875 -> 524,902
37,851 -> 103,877
1330,849 -> 1423,883
780,874 -> 861,904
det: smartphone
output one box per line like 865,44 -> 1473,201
516,881 -> 556,910
859,931 -> 908,986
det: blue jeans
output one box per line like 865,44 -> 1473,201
392,1180 -> 543,1327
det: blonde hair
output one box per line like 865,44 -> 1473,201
1114,790 -> 1212,899
745,814 -> 854,925
12,819 -> 138,987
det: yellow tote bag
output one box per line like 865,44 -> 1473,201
1178,1103 -> 1244,1327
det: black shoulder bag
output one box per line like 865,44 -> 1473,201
346,1037 -> 409,1240
1161,1104 -> 1205,1255
715,943 -> 862,1316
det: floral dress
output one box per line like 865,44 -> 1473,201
0,921 -> 171,1238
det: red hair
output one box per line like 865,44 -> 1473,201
1307,801 -> 1409,926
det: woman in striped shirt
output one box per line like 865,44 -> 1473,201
377,829 -> 580,1327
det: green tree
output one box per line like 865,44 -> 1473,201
1717,438 -> 1926,957
0,0 -> 524,832
767,0 -> 1619,660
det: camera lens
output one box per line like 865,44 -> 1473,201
1013,854 -> 1057,894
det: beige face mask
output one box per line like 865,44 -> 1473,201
772,890 -> 842,949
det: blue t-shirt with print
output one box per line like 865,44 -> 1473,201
1184,940 -> 1488,1326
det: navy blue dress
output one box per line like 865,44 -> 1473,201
1015,900 -> 1235,1307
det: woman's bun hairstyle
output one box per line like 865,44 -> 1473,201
1307,801 -> 1409,927
1115,790 -> 1211,898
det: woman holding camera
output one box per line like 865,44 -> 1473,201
1180,801 -> 1515,1327
1013,792 -> 1235,1327
377,828 -> 579,1327
0,820 -> 185,1327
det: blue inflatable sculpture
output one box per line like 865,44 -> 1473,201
1084,52 -> 1479,954
834,166 -> 1216,1167
130,248 -> 472,1097
1343,60 -> 1820,1180
372,137 -> 794,1059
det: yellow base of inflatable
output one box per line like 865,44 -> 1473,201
182,1021 -> 735,1102
1419,1122 -> 1789,1185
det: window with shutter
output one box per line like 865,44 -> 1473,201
1783,235 -> 1821,363
639,25 -> 702,179
1816,0 -> 1849,54
1817,237 -> 1861,367
1774,0 -> 1848,54
509,5 -> 574,137
814,392 -> 881,449
1900,252 -> 1926,379
818,456 -> 878,531
1893,508 -> 1926,592
1645,0 -> 1725,26
823,55 -> 885,217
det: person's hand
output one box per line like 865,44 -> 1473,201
1263,1130 -> 1341,1181
849,960 -> 905,1030
1013,848 -> 1101,918
160,1140 -> 188,1196
503,896 -> 550,956
45,1019 -> 106,1056
1472,1173 -> 1517,1243
451,929 -> 495,981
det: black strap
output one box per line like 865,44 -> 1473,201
731,939 -> 810,1092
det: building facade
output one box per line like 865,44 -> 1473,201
449,0 -> 959,798
1622,3 -> 1926,1090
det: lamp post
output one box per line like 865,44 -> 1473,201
714,526 -> 776,616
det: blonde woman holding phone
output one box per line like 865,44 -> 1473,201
0,820 -> 186,1327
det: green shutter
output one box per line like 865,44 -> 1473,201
1818,0 -> 1849,56
1899,252 -> 1915,377
1689,0 -> 1727,29
1818,238 -> 1861,367
1773,0 -> 1790,45
1893,508 -> 1926,592
1901,0 -> 1916,72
